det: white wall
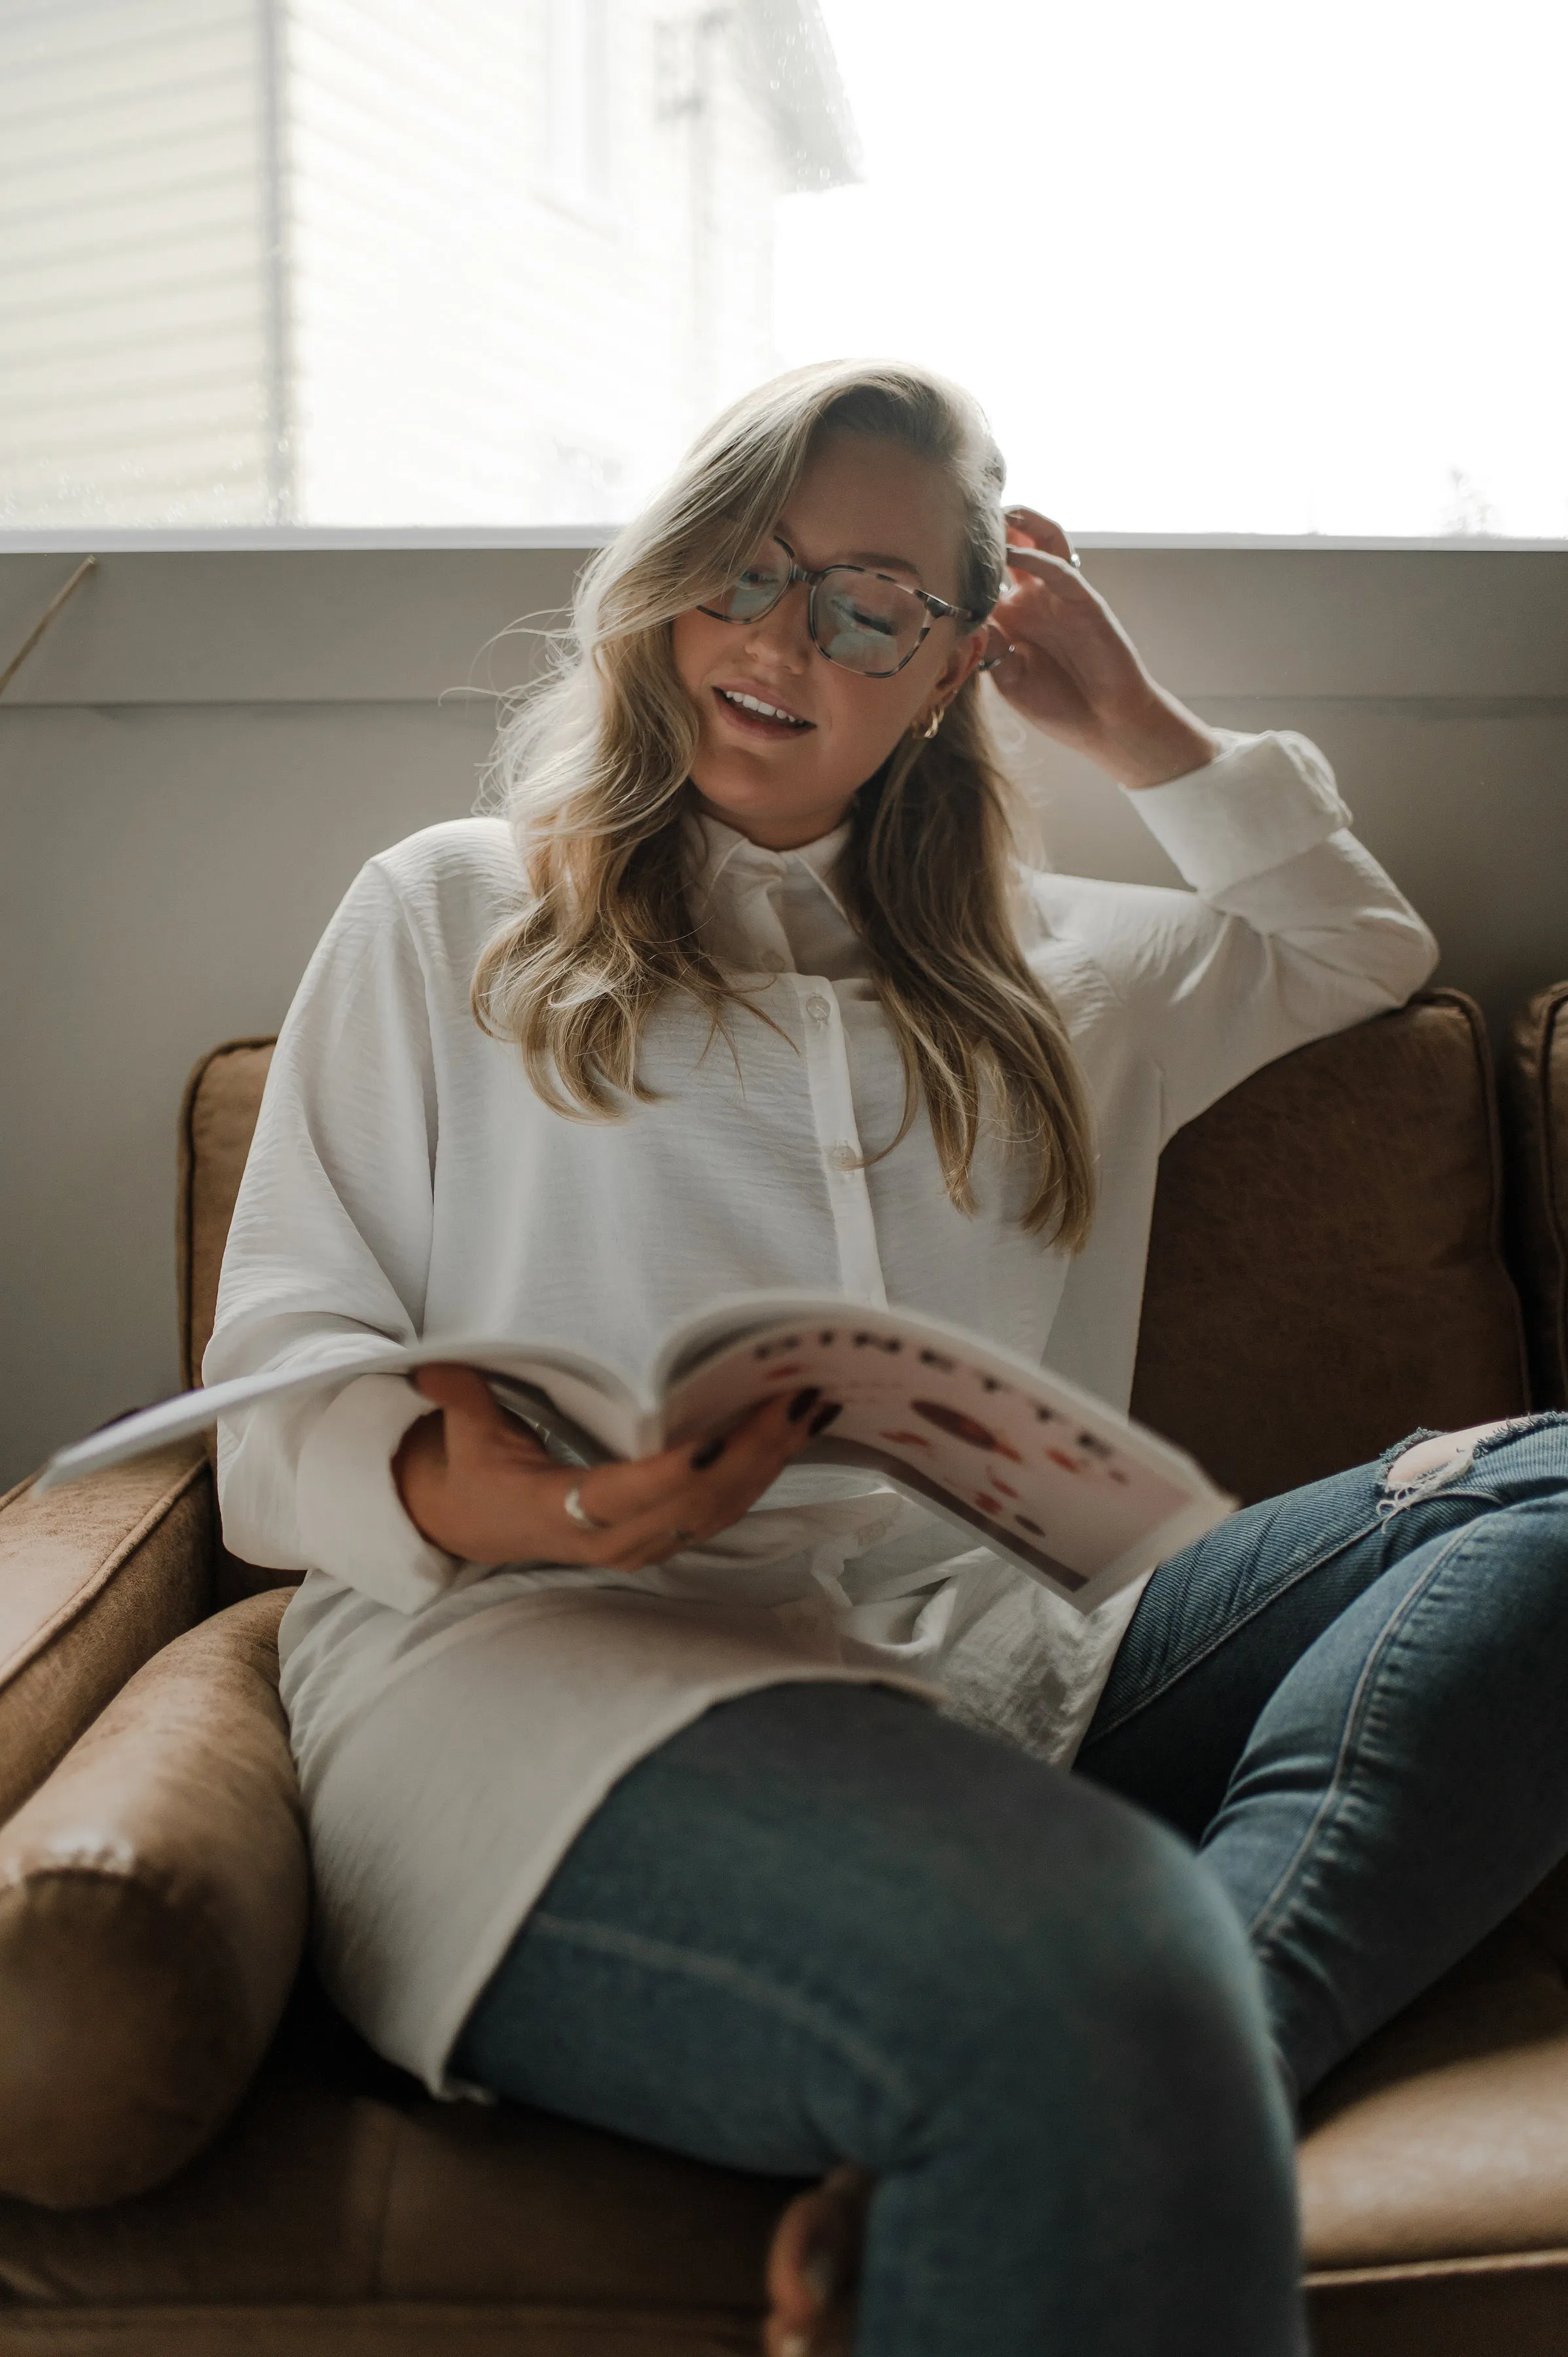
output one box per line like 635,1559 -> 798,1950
3,536 -> 1565,1486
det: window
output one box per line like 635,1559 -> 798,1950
1,0 -> 1562,536
545,0 -> 611,216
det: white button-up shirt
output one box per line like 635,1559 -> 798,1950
206,729 -> 1436,2092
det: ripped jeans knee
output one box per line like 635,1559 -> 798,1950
1379,1416 -> 1559,1513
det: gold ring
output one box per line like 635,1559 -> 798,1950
564,1482 -> 613,1533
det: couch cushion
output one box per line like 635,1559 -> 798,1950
5,1914 -> 1568,2355
0,1591 -> 306,2208
1300,1872 -> 1568,2267
1300,1861 -> 1568,2354
0,1446 -> 210,1827
1500,981 -> 1568,1410
1132,991 -> 1529,1501
0,1973 -> 786,2352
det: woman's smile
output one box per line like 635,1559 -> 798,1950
711,682 -> 816,738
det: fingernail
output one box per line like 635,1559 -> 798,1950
690,1436 -> 725,1470
780,2336 -> 810,2357
807,1402 -> 841,1437
787,1387 -> 822,1423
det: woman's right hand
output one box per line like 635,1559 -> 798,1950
392,1363 -> 834,1573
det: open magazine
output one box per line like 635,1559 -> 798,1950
37,1294 -> 1233,1615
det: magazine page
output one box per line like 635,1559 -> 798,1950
655,1294 -> 1233,1612
35,1336 -> 648,1493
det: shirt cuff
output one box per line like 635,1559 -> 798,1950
295,1372 -> 460,1613
1123,728 -> 1352,898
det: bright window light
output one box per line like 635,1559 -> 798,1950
1,0 -> 1561,537
790,0 -> 1568,539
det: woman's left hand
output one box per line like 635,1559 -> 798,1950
985,505 -> 1220,790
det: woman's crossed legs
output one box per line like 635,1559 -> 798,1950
454,1416 -> 1568,2354
1080,1414 -> 1568,2100
455,1680 -> 1303,2357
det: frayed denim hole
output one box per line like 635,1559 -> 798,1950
1470,1411 -> 1568,1460
1374,1427 -> 1447,1473
1376,1415 -> 1566,1520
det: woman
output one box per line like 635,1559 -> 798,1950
208,361 -> 1568,2357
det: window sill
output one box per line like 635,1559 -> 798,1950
2,527 -> 1566,557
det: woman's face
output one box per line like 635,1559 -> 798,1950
671,433 -> 989,851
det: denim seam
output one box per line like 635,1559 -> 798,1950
528,1906 -> 916,2107
1242,1520 -> 1479,1953
1085,1512 -> 1387,1743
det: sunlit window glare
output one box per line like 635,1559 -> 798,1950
1,0 -> 1561,536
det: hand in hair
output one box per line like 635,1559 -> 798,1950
392,1364 -> 826,1573
985,505 -> 1220,790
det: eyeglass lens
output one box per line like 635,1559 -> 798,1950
708,541 -> 926,676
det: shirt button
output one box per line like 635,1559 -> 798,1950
828,1140 -> 858,1172
805,993 -> 832,1028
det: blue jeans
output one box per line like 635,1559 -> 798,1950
1078,1414 -> 1568,2101
453,1418 -> 1568,2356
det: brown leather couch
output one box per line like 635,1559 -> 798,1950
3,983 -> 1568,2355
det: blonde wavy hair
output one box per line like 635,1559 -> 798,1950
473,359 -> 1095,1247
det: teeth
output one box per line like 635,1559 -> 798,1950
719,688 -> 806,726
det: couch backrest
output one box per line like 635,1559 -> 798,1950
1131,991 -> 1527,1501
179,994 -> 1530,1510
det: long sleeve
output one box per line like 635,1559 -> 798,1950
1070,729 -> 1438,1142
1033,728 -> 1438,1410
204,858 -> 458,1608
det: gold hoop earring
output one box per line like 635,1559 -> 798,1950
919,705 -> 945,740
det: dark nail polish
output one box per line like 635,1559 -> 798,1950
690,1435 -> 725,1471
787,1387 -> 822,1423
807,1402 -> 842,1438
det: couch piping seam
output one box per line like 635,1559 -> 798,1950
0,2297 -> 769,2328
1446,986 -> 1533,1412
1543,993 -> 1568,1402
177,1036 -> 276,1391
1306,2244 -> 1568,2287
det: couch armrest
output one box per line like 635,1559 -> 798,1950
0,1589 -> 307,2208
0,1442 -> 211,1825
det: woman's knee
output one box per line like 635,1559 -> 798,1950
1385,1419 -> 1526,1490
868,1778 -> 1278,2133
1382,1414 -> 1568,1515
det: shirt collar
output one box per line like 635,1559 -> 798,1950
684,808 -> 852,921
